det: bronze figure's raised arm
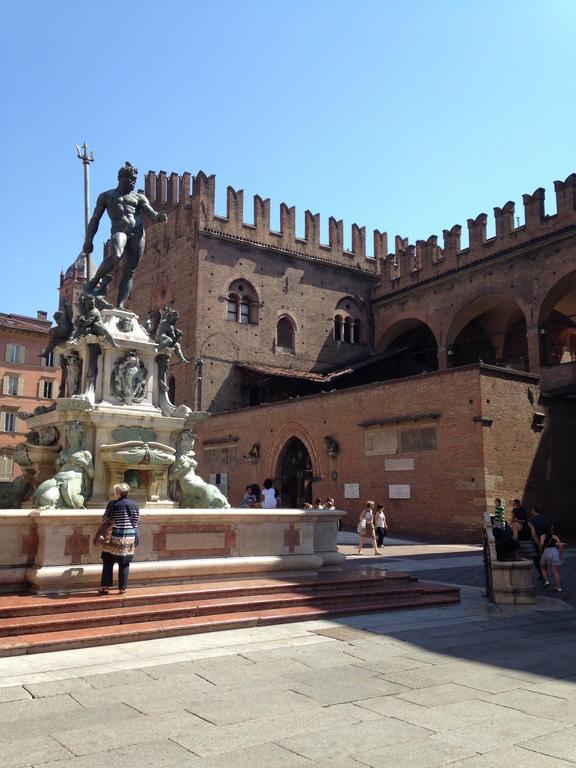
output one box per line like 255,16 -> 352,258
82,162 -> 167,309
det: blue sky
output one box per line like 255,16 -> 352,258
1,0 -> 575,317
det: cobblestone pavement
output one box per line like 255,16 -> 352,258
0,538 -> 574,767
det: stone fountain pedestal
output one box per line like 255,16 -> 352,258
3,308 -> 345,594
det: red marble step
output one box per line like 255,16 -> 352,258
0,583 -> 445,637
0,590 -> 461,656
0,571 -> 417,618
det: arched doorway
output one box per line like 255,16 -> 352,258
278,437 -> 313,508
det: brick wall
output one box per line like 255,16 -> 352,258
192,365 -> 553,542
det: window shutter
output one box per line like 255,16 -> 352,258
38,379 -> 44,398
18,377 -> 24,396
5,345 -> 11,362
2,377 -> 8,395
19,345 -> 25,364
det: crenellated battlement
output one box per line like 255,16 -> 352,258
377,173 -> 576,295
144,170 -> 382,274
143,169 -> 576,290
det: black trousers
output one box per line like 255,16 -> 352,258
100,552 -> 132,589
376,526 -> 386,547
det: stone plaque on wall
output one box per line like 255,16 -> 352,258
365,429 -> 397,455
389,484 -> 411,499
344,483 -> 360,499
385,458 -> 415,471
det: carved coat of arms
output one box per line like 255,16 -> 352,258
111,351 -> 147,405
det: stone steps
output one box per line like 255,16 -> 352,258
0,570 -> 460,656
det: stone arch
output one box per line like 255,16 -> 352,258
375,318 -> 439,376
267,421 -> 320,482
445,294 -> 529,369
538,269 -> 576,365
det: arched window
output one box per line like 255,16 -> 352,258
334,298 -> 365,345
276,316 -> 295,353
334,315 -> 343,341
226,279 -> 259,324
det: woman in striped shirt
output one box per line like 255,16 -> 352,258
99,482 -> 139,595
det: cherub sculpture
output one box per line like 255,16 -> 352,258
155,306 -> 189,363
70,294 -> 118,347
41,298 -> 73,361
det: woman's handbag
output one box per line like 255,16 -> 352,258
93,519 -> 114,546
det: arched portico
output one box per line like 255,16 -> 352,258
446,295 -> 528,370
375,318 -> 439,377
539,270 -> 576,366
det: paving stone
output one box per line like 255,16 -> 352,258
352,736 -> 475,767
278,718 -> 433,761
53,711 -> 206,756
185,689 -> 318,726
475,688 -> 570,715
431,713 -> 566,754
68,673 -> 214,711
520,726 -> 576,762
0,693 -> 81,723
356,697 -> 514,732
191,658 -> 313,686
39,738 -> 203,768
325,702 -> 383,722
0,734 -> 71,767
201,742 -> 314,767
23,678 -> 94,699
397,683 -> 483,707
523,679 -> 576,700
81,668 -> 153,688
448,745 -> 576,767
291,677 -> 404,706
171,706 -> 351,757
0,701 -> 142,743
0,686 -> 31,703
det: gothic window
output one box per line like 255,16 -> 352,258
334,315 -> 343,341
226,279 -> 259,324
334,298 -> 365,345
276,316 -> 295,353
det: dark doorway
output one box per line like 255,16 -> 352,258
278,438 -> 313,508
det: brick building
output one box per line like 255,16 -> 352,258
99,169 -> 576,539
0,312 -> 60,486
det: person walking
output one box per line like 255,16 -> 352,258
97,483 -> 139,595
357,501 -> 381,555
375,503 -> 388,548
539,524 -> 564,592
510,504 -> 538,562
529,505 -> 549,582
